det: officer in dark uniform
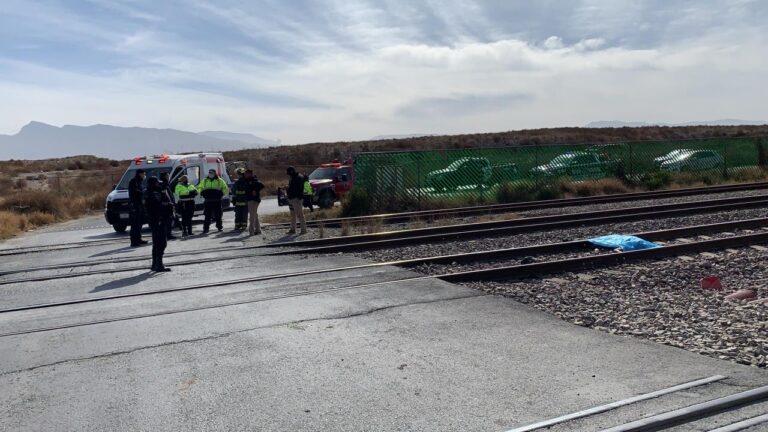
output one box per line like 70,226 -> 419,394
231,168 -> 249,231
145,176 -> 173,272
128,169 -> 148,247
159,171 -> 178,240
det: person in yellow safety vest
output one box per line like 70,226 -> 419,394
302,175 -> 314,213
231,167 -> 249,231
198,168 -> 229,233
174,175 -> 197,236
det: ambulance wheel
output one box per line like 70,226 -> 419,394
113,223 -> 127,233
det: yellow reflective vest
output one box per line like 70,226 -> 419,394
175,183 -> 197,200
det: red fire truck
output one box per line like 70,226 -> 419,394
279,159 -> 354,209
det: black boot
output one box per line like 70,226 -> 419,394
156,256 -> 171,272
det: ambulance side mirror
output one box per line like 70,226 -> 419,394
341,174 -> 348,182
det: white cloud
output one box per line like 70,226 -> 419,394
0,1 -> 767,145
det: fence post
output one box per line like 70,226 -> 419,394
722,139 -> 728,178
534,145 -> 540,189
417,158 -> 422,211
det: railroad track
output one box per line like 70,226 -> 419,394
0,237 -> 126,257
266,181 -> 768,228
2,182 -> 766,257
3,221 -> 768,338
275,194 -> 768,253
2,195 -> 767,281
506,375 -> 768,432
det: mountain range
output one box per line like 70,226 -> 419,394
586,119 -> 768,128
0,121 -> 281,160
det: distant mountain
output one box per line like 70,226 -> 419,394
198,130 -> 280,146
0,121 -> 281,160
587,119 -> 768,128
370,133 -> 435,140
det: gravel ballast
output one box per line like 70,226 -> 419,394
466,246 -> 767,368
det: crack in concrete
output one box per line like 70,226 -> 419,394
0,293 -> 486,377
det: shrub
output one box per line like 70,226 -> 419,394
341,186 -> 372,217
0,190 -> 71,216
731,167 -> 768,183
558,178 -> 630,197
496,183 -> 537,203
643,171 -> 673,190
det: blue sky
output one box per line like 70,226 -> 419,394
1,0 -> 766,143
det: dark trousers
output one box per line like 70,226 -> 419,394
203,200 -> 223,232
151,221 -> 168,270
234,204 -> 248,229
179,200 -> 195,234
165,215 -> 175,239
303,196 -> 314,212
130,204 -> 144,245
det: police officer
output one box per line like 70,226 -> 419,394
128,169 -> 148,247
174,175 -> 197,236
231,168 -> 249,231
159,171 -> 178,240
245,169 -> 264,236
145,176 -> 173,272
286,166 -> 307,235
198,168 -> 229,233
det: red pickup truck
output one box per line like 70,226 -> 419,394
278,159 -> 354,209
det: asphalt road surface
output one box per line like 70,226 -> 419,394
1,216 -> 766,431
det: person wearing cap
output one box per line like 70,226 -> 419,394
198,168 -> 229,233
245,169 -> 265,235
174,175 -> 197,236
286,166 -> 307,234
128,169 -> 148,247
231,167 -> 249,231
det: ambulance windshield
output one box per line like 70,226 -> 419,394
116,167 -> 173,190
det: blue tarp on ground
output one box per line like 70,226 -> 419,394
588,235 -> 660,251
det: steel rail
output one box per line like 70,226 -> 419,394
0,218 -> 756,302
1,182 -> 766,258
708,413 -> 768,432
278,194 -> 768,249
598,385 -> 768,432
3,227 -> 768,336
2,193 -> 760,278
266,181 -> 768,228
505,375 -> 727,432
438,231 -> 768,282
0,237 -> 125,257
273,198 -> 768,254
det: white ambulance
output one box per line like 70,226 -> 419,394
105,153 -> 233,232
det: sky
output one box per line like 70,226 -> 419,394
1,0 -> 767,144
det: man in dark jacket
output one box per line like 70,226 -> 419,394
159,171 -> 178,240
145,176 -> 173,272
231,168 -> 249,231
245,169 -> 264,236
286,166 -> 307,235
127,169 -> 148,247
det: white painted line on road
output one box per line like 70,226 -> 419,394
505,375 -> 726,432
706,413 -> 768,432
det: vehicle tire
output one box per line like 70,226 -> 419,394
318,191 -> 335,209
113,223 -> 127,233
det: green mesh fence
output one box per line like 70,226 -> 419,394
354,136 -> 768,212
